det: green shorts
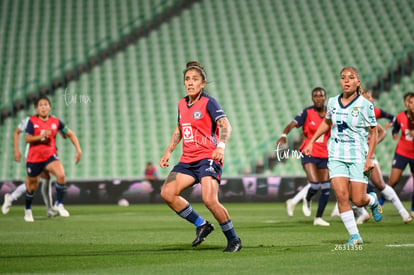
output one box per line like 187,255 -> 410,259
328,159 -> 369,184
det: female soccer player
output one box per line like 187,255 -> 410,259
24,96 -> 82,222
276,87 -> 331,226
160,61 -> 241,252
2,116 -> 67,217
303,67 -> 382,245
387,92 -> 414,217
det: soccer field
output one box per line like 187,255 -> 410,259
1,202 -> 413,274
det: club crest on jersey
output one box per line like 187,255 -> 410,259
351,107 -> 359,117
51,123 -> 57,130
182,123 -> 194,142
193,111 -> 202,119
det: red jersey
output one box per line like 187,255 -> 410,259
374,108 -> 394,121
392,111 -> 414,158
294,106 -> 330,158
177,92 -> 225,163
26,115 -> 66,163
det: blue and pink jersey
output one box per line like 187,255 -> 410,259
177,92 -> 225,163
26,115 -> 67,163
293,106 -> 330,158
392,111 -> 414,159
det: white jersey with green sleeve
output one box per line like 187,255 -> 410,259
325,93 -> 377,163
18,117 -> 30,158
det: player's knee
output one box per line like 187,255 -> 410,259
55,173 -> 66,184
160,185 -> 174,203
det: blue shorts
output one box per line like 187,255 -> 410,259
26,155 -> 59,177
171,159 -> 222,184
392,152 -> 414,173
301,155 -> 328,169
328,159 -> 368,184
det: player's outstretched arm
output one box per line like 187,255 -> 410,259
303,118 -> 332,156
13,128 -> 22,162
66,129 -> 82,164
212,117 -> 232,162
160,125 -> 182,168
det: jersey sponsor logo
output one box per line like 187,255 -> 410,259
337,121 -> 349,132
182,123 -> 194,142
351,107 -> 359,117
334,137 -> 355,143
193,111 -> 202,119
310,120 -> 316,126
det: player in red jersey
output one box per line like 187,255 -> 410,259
160,61 -> 241,252
277,87 -> 331,226
386,92 -> 414,217
24,96 -> 82,222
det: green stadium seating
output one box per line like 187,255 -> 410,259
1,0 -> 413,180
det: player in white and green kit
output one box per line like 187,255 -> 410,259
303,67 -> 383,246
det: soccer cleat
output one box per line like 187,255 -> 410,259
302,198 -> 311,217
369,192 -> 383,222
223,238 -> 242,252
24,209 -> 34,222
55,203 -> 70,217
2,193 -> 13,215
286,199 -> 295,217
313,217 -> 330,226
356,211 -> 370,225
403,214 -> 412,224
47,208 -> 59,217
344,234 -> 363,246
192,221 -> 214,247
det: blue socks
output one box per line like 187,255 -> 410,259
220,220 -> 238,242
177,204 -> 205,227
317,181 -> 330,218
55,184 -> 66,205
25,191 -> 34,210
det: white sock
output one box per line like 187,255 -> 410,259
340,210 -> 359,236
382,185 -> 410,218
367,193 -> 376,207
40,179 -> 52,209
10,183 -> 27,201
291,183 -> 310,204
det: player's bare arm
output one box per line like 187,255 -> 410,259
212,117 -> 232,162
217,117 -> 232,144
160,126 -> 182,168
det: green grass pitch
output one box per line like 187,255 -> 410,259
1,202 -> 413,274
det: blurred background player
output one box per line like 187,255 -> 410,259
303,67 -> 382,245
23,96 -> 82,222
382,92 -> 414,217
160,61 -> 241,252
276,87 -> 331,226
346,89 -> 411,224
144,161 -> 160,202
2,116 -> 67,217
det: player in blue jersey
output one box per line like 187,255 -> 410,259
303,67 -> 383,246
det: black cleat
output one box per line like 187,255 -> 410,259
223,238 -> 242,252
192,221 -> 214,247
